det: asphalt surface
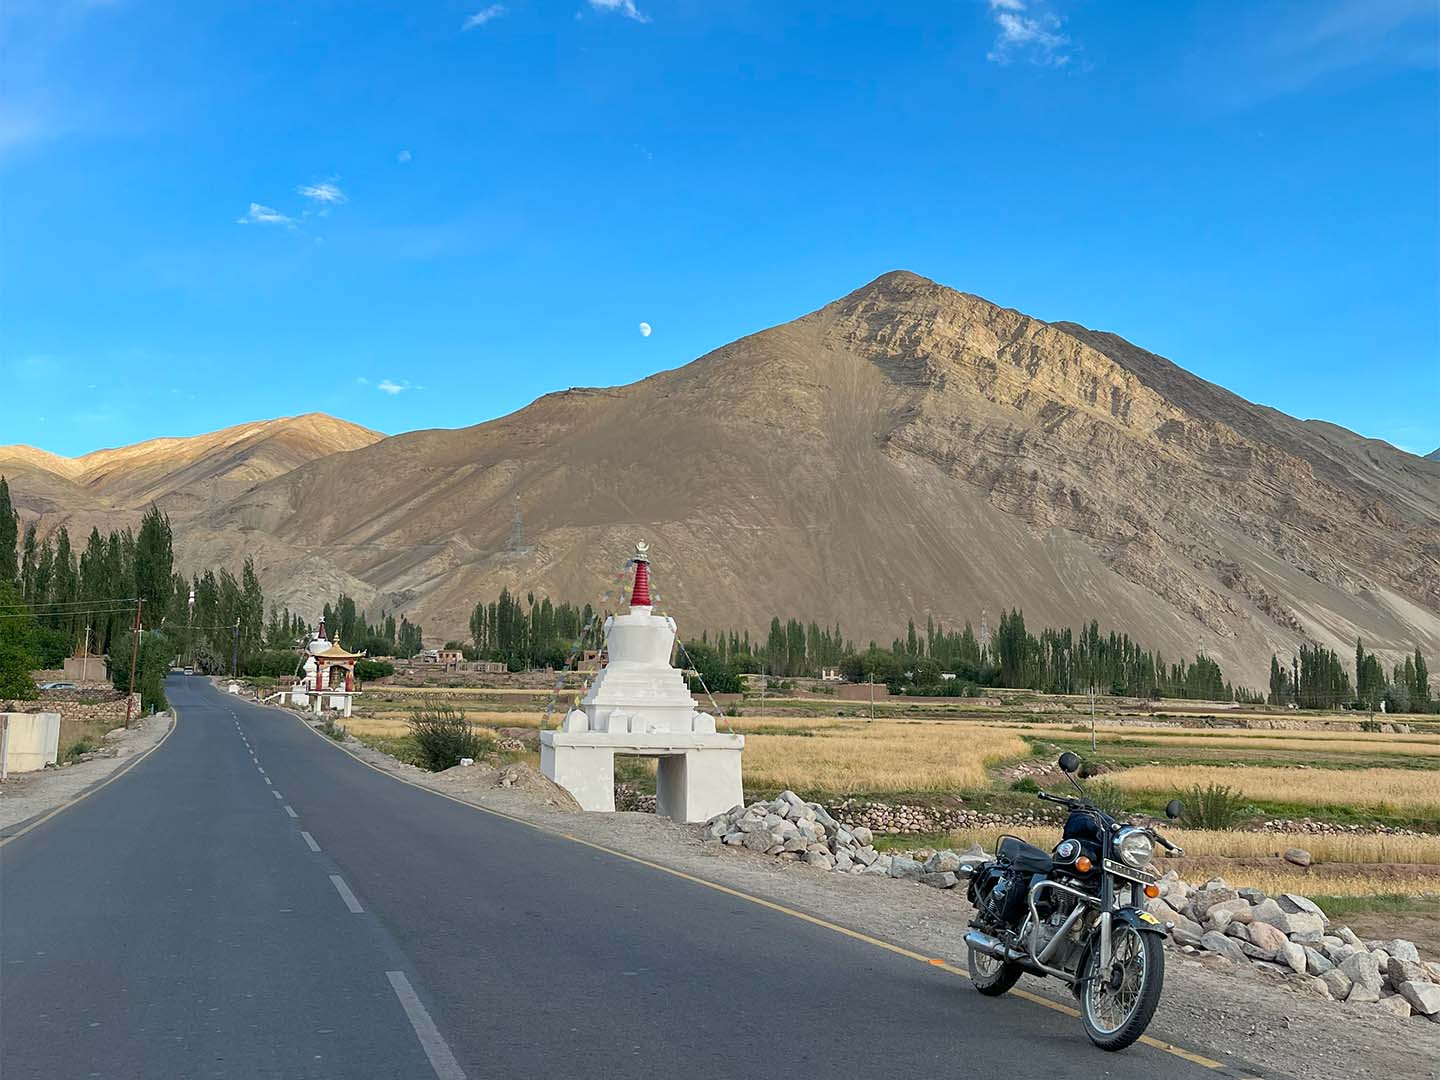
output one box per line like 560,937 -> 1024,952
2,676 -> 1228,1078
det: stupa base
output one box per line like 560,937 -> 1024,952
539,731 -> 744,822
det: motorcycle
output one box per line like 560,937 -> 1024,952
962,751 -> 1185,1051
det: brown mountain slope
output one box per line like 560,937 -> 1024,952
0,413 -> 383,535
187,271 -> 1438,688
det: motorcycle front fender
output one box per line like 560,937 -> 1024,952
1112,905 -> 1168,937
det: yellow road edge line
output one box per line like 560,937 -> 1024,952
278,700 -> 1230,1073
0,709 -> 179,849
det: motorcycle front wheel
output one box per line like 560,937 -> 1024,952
1080,924 -> 1164,1051
967,943 -> 1023,997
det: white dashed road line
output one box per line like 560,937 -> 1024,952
386,971 -> 466,1080
283,805 -> 298,818
272,790 -> 283,800
300,831 -> 321,852
329,875 -> 364,913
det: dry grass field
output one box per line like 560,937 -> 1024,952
1105,764 -> 1440,816
741,724 -> 1028,795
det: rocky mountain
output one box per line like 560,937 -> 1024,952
1427,448 -> 1440,462
0,413 -> 382,537
7,274 -> 1438,687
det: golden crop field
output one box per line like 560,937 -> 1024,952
741,723 -> 1029,795
973,720 -> 1440,754
1104,764 -> 1440,815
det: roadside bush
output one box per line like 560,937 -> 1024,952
61,737 -> 96,762
1181,782 -> 1248,830
1010,777 -> 1039,793
407,700 -> 493,772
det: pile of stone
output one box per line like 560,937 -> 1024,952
1258,818 -> 1426,838
1149,872 -> 1440,1022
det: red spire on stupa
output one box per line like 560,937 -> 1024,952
630,541 -> 652,608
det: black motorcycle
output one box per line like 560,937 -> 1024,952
963,752 -> 1184,1051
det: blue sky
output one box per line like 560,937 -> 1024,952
2,0 -> 1437,457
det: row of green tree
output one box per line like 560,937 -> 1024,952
1266,640 -> 1434,713
0,477 -> 424,706
467,589 -> 596,671
683,608 -> 1254,700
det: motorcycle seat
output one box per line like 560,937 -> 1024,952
998,835 -> 1054,875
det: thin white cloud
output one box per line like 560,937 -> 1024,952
588,0 -> 650,24
236,202 -> 295,227
298,180 -> 346,205
463,5 -> 507,29
397,149 -> 412,163
986,1 -> 1075,67
377,379 -> 408,395
355,376 -> 369,385
638,322 -> 652,337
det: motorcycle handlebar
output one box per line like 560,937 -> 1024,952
1036,791 -> 1080,808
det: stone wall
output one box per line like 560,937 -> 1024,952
5,690 -> 140,727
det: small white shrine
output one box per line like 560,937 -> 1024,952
288,616 -> 364,718
540,542 -> 744,822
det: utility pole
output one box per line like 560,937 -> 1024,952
1089,682 -> 1097,752
81,624 -> 91,686
869,673 -> 875,721
231,617 -> 241,677
126,599 -> 144,726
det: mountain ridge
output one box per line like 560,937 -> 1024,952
6,274 -> 1437,687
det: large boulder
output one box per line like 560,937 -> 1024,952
1171,918 -> 1205,948
1339,952 -> 1383,1004
1321,969 -> 1353,1000
1383,939 -> 1421,964
1278,940 -> 1308,975
1248,921 -> 1290,954
1191,887 -> 1240,920
888,856 -> 923,880
1282,847 -> 1312,867
920,871 -> 958,890
1374,995 -> 1412,1019
1201,930 -> 1250,964
1303,947 -> 1334,976
1398,981 -> 1440,1016
924,850 -> 963,875
1386,957 -> 1424,988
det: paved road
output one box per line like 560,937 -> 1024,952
2,676 -> 1230,1078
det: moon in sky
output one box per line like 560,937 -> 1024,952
638,322 -> 652,337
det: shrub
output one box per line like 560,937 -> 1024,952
407,700 -> 493,772
355,658 -> 395,682
1082,778 -> 1133,819
61,737 -> 96,762
1010,776 -> 1040,793
1181,782 -> 1248,830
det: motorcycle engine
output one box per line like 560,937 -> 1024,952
968,865 -> 1026,929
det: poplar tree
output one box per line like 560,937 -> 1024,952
0,477 -> 17,586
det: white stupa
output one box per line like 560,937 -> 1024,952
540,542 -> 744,821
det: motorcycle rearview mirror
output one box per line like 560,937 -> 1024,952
1165,799 -> 1183,820
1056,751 -> 1089,799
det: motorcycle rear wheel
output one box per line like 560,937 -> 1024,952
1080,924 -> 1164,1051
967,943 -> 1024,996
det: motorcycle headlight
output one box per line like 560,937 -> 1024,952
1115,827 -> 1154,869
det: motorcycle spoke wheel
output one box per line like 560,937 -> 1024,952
1081,925 -> 1164,1051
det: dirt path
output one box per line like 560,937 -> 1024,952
309,717 -> 1439,1080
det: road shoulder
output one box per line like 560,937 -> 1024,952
0,711 -> 175,837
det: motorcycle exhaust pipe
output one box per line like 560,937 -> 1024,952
964,929 -> 1026,964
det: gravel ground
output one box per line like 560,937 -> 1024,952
313,721 -> 1439,1080
0,712 -> 174,832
